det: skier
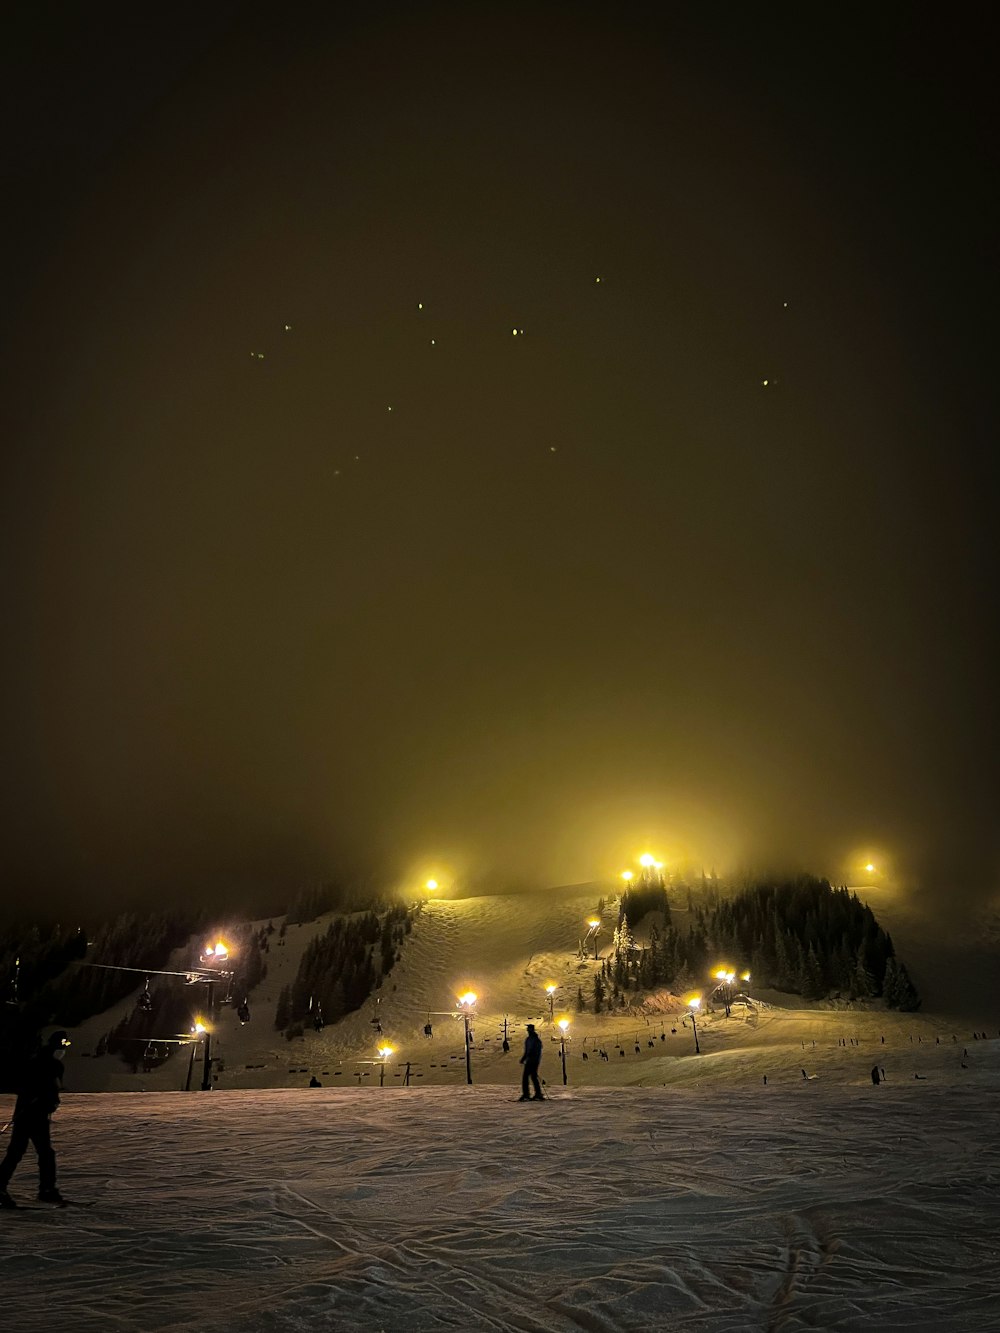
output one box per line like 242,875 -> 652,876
0,1030 -> 69,1208
871,1065 -> 881,1085
518,1023 -> 544,1101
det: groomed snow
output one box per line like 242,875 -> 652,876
3,1076 -> 1000,1332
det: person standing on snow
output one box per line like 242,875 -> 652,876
0,1030 -> 68,1207
518,1023 -> 544,1101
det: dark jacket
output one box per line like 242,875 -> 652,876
521,1031 -> 543,1066
14,1048 -> 64,1119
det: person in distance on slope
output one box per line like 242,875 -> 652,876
518,1024 -> 544,1101
0,1030 -> 69,1207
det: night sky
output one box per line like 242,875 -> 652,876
2,3 -> 996,919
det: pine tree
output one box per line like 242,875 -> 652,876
802,945 -> 824,999
893,961 -> 921,1011
882,956 -> 900,1006
854,944 -> 877,998
593,974 -> 605,1013
576,986 -> 586,1012
274,985 -> 291,1030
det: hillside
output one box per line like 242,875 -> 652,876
62,881 -> 998,1095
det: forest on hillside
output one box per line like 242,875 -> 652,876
595,875 -> 920,1012
275,903 -> 413,1037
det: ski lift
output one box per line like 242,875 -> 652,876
138,979 -> 153,1013
423,1014 -> 433,1037
237,998 -> 251,1025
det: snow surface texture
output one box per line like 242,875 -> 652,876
3,1078 -> 1000,1332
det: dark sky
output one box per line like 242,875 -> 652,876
2,3 -> 996,918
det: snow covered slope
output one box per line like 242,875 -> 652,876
2,1072 -> 999,1331
64,884 -> 1000,1094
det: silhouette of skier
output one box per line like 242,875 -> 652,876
871,1065 -> 881,1085
518,1023 -> 544,1101
0,1031 -> 68,1207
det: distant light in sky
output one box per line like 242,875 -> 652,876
430,339 -> 436,346
762,379 -> 769,386
548,446 -> 557,452
865,862 -> 876,873
595,276 -> 602,283
283,324 -> 291,331
417,302 -> 423,310
387,405 -> 392,412
639,853 -> 656,867
512,328 -> 518,336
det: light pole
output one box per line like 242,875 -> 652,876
586,919 -> 601,960
457,991 -> 477,1085
687,997 -> 701,1054
741,971 -> 751,1002
558,1018 -> 569,1085
377,1045 -> 394,1088
713,967 -> 736,1018
545,984 -> 557,1022
186,1021 -> 207,1091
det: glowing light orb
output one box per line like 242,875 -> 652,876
425,879 -> 438,891
639,854 -> 656,868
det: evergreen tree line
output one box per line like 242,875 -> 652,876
619,883 -> 670,928
285,881 -> 397,926
594,876 -> 919,1010
275,904 -> 412,1033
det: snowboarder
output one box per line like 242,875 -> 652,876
0,1030 -> 68,1208
518,1023 -> 544,1101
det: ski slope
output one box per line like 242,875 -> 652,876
66,884 -> 999,1094
3,1071 -> 1000,1332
